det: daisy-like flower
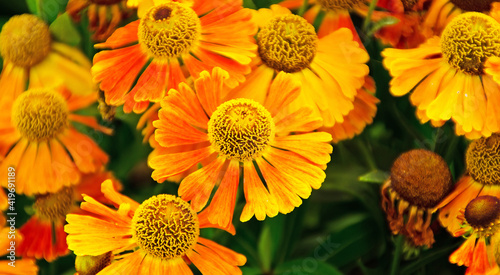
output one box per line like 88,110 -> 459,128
149,67 -> 333,228
383,12 -> 500,138
0,214 -> 38,275
66,0 -> 133,41
65,180 -> 247,274
0,14 -> 95,109
0,86 -> 110,195
449,196 -> 500,274
17,172 -> 121,261
423,0 -> 500,38
92,0 -> 257,114
234,5 -> 376,143
381,149 -> 453,247
355,0 -> 430,48
438,134 -> 500,233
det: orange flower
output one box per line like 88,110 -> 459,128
235,5 -> 376,143
355,0 -> 430,48
383,12 -> 500,138
0,214 -> 38,275
149,67 -> 333,228
66,0 -> 133,41
92,0 -> 257,114
0,86 -> 110,195
65,180 -> 246,274
381,149 -> 453,247
0,14 -> 96,110
449,196 -> 500,274
438,134 -> 500,234
17,172 -> 121,262
422,0 -> 500,38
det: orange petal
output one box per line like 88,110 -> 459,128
194,67 -> 230,117
94,20 -> 140,49
240,162 -> 278,222
273,132 -> 333,165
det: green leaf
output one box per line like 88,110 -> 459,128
258,214 -> 285,271
27,0 -> 69,23
243,0 -> 257,9
49,12 -> 81,46
274,259 -> 343,275
358,170 -> 389,184
26,0 -> 41,15
241,266 -> 263,275
368,16 -> 400,37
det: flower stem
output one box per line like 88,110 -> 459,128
298,0 -> 308,16
390,235 -> 404,275
363,0 -> 379,33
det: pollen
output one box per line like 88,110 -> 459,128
390,149 -> 453,208
316,0 -> 364,11
12,88 -> 69,142
0,14 -> 51,67
258,14 -> 317,73
208,98 -> 275,162
450,0 -> 496,12
464,196 -> 500,233
465,133 -> 500,185
138,3 -> 201,61
440,12 -> 500,75
132,194 -> 199,260
75,252 -> 112,275
34,187 -> 74,222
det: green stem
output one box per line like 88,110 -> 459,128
298,0 -> 308,16
356,139 -> 377,170
390,235 -> 404,275
363,0 -> 379,33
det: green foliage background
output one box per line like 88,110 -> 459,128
0,0 -> 470,274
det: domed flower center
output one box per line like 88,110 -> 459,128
12,88 -> 69,142
440,12 -> 500,75
75,252 -> 112,275
34,187 -> 74,221
464,196 -> 500,231
401,0 -> 418,10
138,3 -> 201,60
0,14 -> 51,67
450,0 -> 497,12
466,133 -> 500,185
390,149 -> 453,208
132,194 -> 199,260
208,99 -> 275,162
90,0 -> 123,5
258,14 -> 318,73
317,0 -> 364,11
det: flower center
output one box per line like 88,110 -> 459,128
258,14 -> 318,73
466,133 -> 500,185
390,149 -> 453,208
0,14 -> 51,67
12,88 -> 69,142
132,194 -> 199,260
90,0 -> 123,5
34,187 -> 74,221
464,196 -> 500,232
75,252 -> 112,275
440,12 -> 500,75
208,99 -> 275,162
450,0 -> 497,12
138,3 -> 201,60
317,0 -> 364,11
401,0 -> 418,10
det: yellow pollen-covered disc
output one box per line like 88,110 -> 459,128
464,196 -> 500,231
132,194 -> 199,260
450,0 -> 497,12
0,14 -> 51,67
34,187 -> 74,221
258,14 -> 318,73
441,12 -> 500,75
466,133 -> 500,185
12,88 -> 69,142
317,0 -> 364,11
390,149 -> 452,208
138,3 -> 201,60
208,98 -> 275,162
